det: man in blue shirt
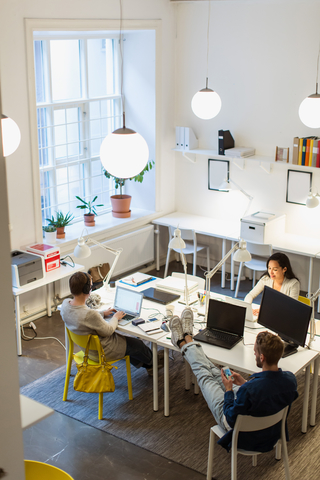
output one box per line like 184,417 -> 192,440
169,308 -> 298,452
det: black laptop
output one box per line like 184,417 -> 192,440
193,298 -> 246,349
142,287 -> 180,305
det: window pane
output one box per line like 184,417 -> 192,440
34,41 -> 46,103
50,40 -> 81,101
56,167 -> 68,186
87,39 -> 117,98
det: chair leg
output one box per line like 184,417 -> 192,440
252,455 -> 257,466
275,440 -> 282,460
98,392 -> 103,420
207,428 -> 215,480
193,251 -> 197,276
281,439 -> 291,480
234,263 -> 243,298
252,270 -> 256,287
231,449 -> 238,480
125,355 -> 133,400
63,353 -> 73,401
164,247 -> 171,278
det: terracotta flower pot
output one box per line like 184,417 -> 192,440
110,195 -> 132,218
84,213 -> 95,227
56,227 -> 65,239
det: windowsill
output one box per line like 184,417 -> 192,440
44,208 -> 159,255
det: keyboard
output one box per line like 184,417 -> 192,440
202,329 -> 237,346
122,313 -> 135,320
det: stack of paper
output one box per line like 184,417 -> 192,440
156,276 -> 198,295
225,147 -> 255,158
121,272 -> 153,286
138,320 -> 164,335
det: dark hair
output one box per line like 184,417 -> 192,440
256,331 -> 284,365
69,272 -> 92,296
264,252 -> 299,281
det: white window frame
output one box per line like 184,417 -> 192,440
25,19 -> 161,244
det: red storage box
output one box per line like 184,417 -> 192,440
26,243 -> 60,272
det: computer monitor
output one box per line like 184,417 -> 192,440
258,286 -> 312,357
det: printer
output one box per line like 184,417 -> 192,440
240,212 -> 286,244
11,250 -> 45,288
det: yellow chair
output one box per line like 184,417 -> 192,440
298,295 -> 311,306
63,328 -> 133,419
25,460 -> 74,479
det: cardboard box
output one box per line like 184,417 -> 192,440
26,243 -> 60,272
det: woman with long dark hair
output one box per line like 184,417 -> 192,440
244,252 -> 300,315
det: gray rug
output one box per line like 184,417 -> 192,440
21,355 -> 320,479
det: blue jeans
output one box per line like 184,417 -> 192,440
124,336 -> 153,368
181,342 -> 239,431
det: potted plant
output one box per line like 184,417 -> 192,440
46,211 -> 74,239
104,160 -> 154,218
42,225 -> 57,244
75,195 -> 104,226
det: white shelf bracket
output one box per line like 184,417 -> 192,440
182,151 -> 197,163
232,157 -> 245,170
259,161 -> 272,173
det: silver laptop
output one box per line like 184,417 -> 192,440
114,286 -> 144,325
225,297 -> 261,328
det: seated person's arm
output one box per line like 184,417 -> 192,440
244,277 -> 267,314
221,374 -> 251,428
86,309 -> 124,337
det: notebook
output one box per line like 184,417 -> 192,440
113,286 -> 144,326
142,287 -> 180,305
193,298 -> 245,349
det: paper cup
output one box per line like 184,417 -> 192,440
165,304 -> 175,317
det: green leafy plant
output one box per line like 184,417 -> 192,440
46,211 -> 74,228
75,195 -> 104,215
104,160 -> 155,197
42,225 -> 57,233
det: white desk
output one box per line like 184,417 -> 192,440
157,331 -> 319,434
13,263 -> 84,355
153,211 -> 320,296
153,212 -> 239,288
20,394 -> 54,430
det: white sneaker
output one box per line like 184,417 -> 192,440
169,315 -> 184,348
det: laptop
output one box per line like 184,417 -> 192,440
142,287 -> 180,305
193,298 -> 245,349
224,297 -> 262,329
113,286 -> 144,325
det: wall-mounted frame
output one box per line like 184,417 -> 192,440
275,146 -> 289,163
208,158 -> 229,191
286,169 -> 312,205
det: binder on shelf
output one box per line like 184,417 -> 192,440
298,138 -> 303,165
179,127 -> 185,149
292,136 -> 299,165
175,126 -> 181,149
301,137 -> 307,166
311,138 -> 318,167
305,138 -> 311,166
218,129 -> 235,155
184,127 -> 198,150
317,140 -> 320,168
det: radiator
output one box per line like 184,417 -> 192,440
58,225 -> 154,297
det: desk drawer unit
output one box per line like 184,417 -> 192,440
240,212 -> 286,244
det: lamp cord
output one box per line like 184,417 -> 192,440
316,38 -> 320,94
119,0 -> 125,123
206,1 -> 211,81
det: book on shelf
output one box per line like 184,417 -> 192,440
294,136 -> 319,168
218,129 -> 234,155
224,147 -> 255,158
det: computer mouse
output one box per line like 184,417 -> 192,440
161,322 -> 170,332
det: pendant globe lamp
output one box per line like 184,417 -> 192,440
299,41 -> 320,128
1,114 -> 21,157
191,1 -> 221,120
99,0 -> 149,179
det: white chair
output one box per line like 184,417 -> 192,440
171,272 -> 205,291
164,226 -> 210,278
234,242 -> 272,298
207,406 -> 290,480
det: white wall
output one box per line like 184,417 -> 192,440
173,0 -> 320,290
123,30 -> 156,210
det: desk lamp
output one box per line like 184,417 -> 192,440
204,240 -> 251,321
220,178 -> 253,216
308,287 -> 320,347
168,227 -> 189,307
73,230 -> 122,288
306,191 -> 320,208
